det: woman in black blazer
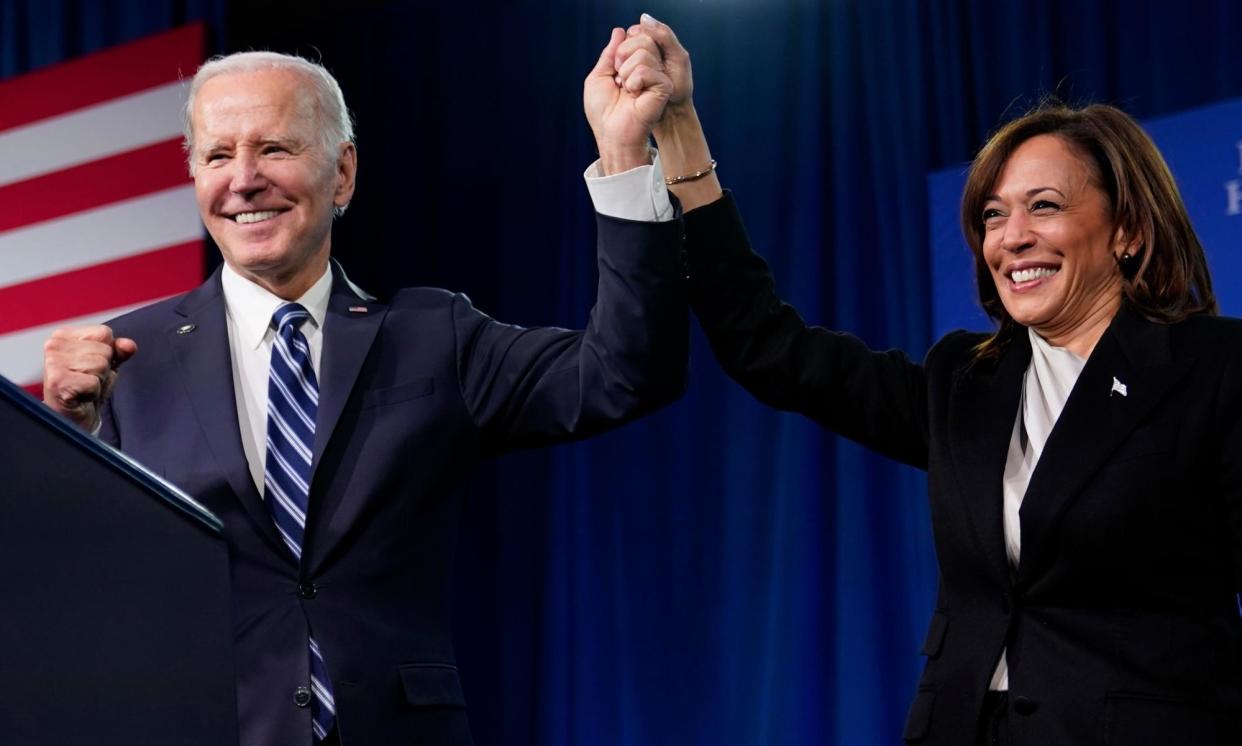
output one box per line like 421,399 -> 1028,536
624,17 -> 1242,745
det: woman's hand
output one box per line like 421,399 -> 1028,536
619,14 -> 693,118
618,15 -> 722,211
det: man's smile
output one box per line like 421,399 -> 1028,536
230,210 -> 284,225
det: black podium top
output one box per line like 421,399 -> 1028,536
0,376 -> 222,532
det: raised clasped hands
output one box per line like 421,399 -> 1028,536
42,325 -> 137,432
584,19 -> 675,175
613,15 -> 720,211
617,15 -> 693,126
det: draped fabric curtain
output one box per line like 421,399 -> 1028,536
4,0 -> 1240,743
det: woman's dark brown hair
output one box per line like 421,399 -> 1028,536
960,102 -> 1217,360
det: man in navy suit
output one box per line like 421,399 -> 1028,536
41,25 -> 685,746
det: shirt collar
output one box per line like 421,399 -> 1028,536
221,262 -> 333,350
1028,326 -> 1087,367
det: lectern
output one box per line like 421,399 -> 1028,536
0,377 -> 237,744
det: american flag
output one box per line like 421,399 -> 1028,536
0,24 -> 206,398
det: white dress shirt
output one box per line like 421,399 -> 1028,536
221,262 -> 332,493
219,157 -> 674,494
584,152 -> 676,222
990,327 -> 1086,690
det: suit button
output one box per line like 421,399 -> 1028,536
297,582 -> 317,599
294,686 -> 312,708
1013,695 -> 1038,716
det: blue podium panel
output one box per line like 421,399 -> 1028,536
0,378 -> 237,745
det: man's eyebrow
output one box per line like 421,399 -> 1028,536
197,136 -> 305,154
257,135 -> 306,148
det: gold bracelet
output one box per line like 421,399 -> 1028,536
664,159 -> 718,185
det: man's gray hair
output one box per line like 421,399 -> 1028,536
182,51 -> 355,171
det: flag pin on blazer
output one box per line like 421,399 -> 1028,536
349,305 -> 368,313
1111,376 -> 1128,397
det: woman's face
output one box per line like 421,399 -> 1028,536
981,134 -> 1132,342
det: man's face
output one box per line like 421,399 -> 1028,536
190,68 -> 356,294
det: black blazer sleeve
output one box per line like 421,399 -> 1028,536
685,191 -> 933,469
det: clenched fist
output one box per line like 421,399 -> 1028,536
584,26 -> 674,175
42,325 -> 137,432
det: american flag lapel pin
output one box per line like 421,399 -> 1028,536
1110,376 -> 1128,397
348,305 -> 368,314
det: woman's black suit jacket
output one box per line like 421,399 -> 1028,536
686,193 -> 1242,744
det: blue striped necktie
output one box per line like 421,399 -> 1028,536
264,302 -> 336,743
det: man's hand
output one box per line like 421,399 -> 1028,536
42,325 -> 137,432
584,27 -> 673,175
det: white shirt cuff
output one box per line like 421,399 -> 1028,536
583,152 -> 675,223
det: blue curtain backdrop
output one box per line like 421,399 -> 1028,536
4,0 -> 1241,743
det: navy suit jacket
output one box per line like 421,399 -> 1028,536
99,211 -> 687,745
686,193 -> 1242,745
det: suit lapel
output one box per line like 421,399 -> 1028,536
302,266 -> 386,566
167,270 -> 290,560
310,267 -> 385,474
1016,308 -> 1193,580
947,330 -> 1029,586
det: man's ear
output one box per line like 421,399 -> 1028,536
333,142 -> 357,208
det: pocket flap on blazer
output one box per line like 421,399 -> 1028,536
920,611 -> 948,658
399,663 -> 466,708
902,688 -> 936,742
361,377 -> 435,409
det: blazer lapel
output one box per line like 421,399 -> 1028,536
167,270 -> 290,560
947,330 -> 1030,586
1016,308 -> 1193,580
310,267 -> 385,474
302,266 -> 386,566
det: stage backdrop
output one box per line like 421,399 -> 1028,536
1,1 -> 1241,744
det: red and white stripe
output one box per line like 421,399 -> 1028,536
0,24 -> 205,397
